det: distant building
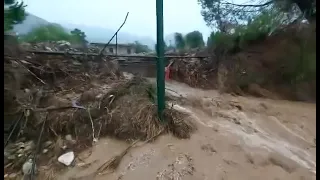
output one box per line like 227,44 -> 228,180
90,43 -> 136,55
4,30 -> 18,36
4,30 -> 18,43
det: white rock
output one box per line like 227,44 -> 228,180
42,149 -> 48,154
44,141 -> 53,148
65,134 -> 73,141
22,159 -> 35,175
45,47 -> 53,51
57,40 -> 71,46
58,151 -> 75,166
8,173 -> 17,179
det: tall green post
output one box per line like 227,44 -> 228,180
156,0 -> 165,121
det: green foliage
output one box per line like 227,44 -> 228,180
206,31 -> 215,48
20,24 -> 87,43
209,32 -> 237,51
198,0 -> 315,29
70,28 -> 88,44
174,33 -> 185,50
131,41 -> 151,53
154,42 -> 168,52
172,31 -> 205,50
4,0 -> 27,31
279,31 -> 316,83
207,8 -> 285,51
185,31 -> 205,49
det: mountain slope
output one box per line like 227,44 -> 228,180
61,23 -> 156,49
13,13 -> 50,35
13,13 -> 156,49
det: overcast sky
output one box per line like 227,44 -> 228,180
23,0 -> 212,40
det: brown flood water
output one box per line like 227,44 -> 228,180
58,79 -> 316,180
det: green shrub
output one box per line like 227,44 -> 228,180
20,24 -> 86,43
280,33 -> 316,84
208,9 -> 284,51
4,0 -> 26,31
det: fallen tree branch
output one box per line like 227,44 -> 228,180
87,107 -> 97,143
25,50 -> 209,59
30,113 -> 48,180
98,12 -> 130,57
5,106 -> 86,115
70,130 -> 164,180
4,113 -> 24,148
33,106 -> 85,112
221,0 -> 273,7
16,60 -> 47,85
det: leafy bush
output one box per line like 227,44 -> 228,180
208,8 -> 285,52
20,24 -> 87,43
131,41 -> 151,53
209,32 -> 237,50
174,33 -> 185,50
4,0 -> 26,31
173,31 -> 205,51
279,27 -> 316,83
70,28 -> 88,44
185,31 -> 205,49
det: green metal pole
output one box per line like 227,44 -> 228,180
156,0 -> 165,121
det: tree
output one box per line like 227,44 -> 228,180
198,0 -> 315,31
207,31 -> 215,48
20,24 -> 77,43
132,41 -> 151,53
185,31 -> 205,49
154,42 -> 168,52
4,0 -> 27,31
174,32 -> 186,50
70,28 -> 88,44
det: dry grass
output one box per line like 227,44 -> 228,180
46,76 -> 197,180
99,76 -> 196,140
40,76 -> 196,147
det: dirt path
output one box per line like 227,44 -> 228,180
58,79 -> 316,180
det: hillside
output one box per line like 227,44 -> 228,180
61,23 -> 156,49
13,13 -> 156,48
170,21 -> 316,102
13,13 -> 50,35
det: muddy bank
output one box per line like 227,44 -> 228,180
170,23 -> 316,102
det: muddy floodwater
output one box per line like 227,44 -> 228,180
59,79 -> 316,180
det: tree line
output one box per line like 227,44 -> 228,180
5,0 -> 316,54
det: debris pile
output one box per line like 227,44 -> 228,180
20,41 -> 101,53
214,22 -> 316,101
170,56 -> 218,89
98,76 -> 196,140
4,40 -> 196,179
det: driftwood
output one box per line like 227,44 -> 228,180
25,50 -> 209,59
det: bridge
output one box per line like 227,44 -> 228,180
26,50 -> 209,77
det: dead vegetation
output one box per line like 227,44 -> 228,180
170,57 -> 217,89
4,41 -> 196,179
99,76 -> 195,140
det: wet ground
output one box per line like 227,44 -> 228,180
58,79 -> 316,180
